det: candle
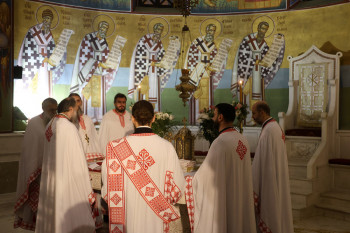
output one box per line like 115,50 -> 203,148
239,80 -> 243,103
138,85 -> 142,100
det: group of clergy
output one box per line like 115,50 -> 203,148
14,92 -> 294,233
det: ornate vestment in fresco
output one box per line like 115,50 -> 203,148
129,33 -> 174,111
71,31 -> 117,122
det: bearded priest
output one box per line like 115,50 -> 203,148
101,100 -> 185,233
35,97 -> 95,233
99,93 -> 134,157
69,93 -> 103,161
185,103 -> 256,233
14,98 -> 57,231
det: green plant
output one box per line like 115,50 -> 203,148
197,107 -> 219,144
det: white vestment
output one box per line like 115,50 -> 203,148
35,116 -> 95,233
185,128 -> 256,233
78,114 -> 103,161
101,129 -> 185,233
252,119 -> 293,233
14,114 -> 46,230
98,110 -> 134,155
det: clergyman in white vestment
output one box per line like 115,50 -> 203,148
69,93 -> 103,161
101,100 -> 185,233
69,93 -> 104,228
99,93 -> 134,155
35,97 -> 95,233
185,103 -> 256,233
14,98 -> 57,231
252,101 -> 293,233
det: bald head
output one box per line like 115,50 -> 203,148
42,98 -> 57,125
252,101 -> 271,125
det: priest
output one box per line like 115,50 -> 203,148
69,93 -> 104,228
185,103 -> 256,233
99,93 -> 134,156
101,100 -> 185,233
14,98 -> 57,231
35,97 -> 95,233
251,101 -> 293,233
69,93 -> 103,161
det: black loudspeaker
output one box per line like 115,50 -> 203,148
14,66 -> 23,79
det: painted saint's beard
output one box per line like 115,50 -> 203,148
99,30 -> 106,39
205,34 -> 214,43
153,34 -> 161,42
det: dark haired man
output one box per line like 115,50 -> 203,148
35,97 -> 95,233
101,100 -> 185,233
185,103 -> 256,233
99,93 -> 134,157
251,101 -> 293,233
14,98 -> 57,230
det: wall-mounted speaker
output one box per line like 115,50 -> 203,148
14,66 -> 23,79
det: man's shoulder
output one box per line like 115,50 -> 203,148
213,130 -> 249,148
29,114 -> 42,122
104,109 -> 115,117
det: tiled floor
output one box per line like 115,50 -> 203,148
2,192 -> 350,233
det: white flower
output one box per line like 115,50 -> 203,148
169,115 -> 174,120
196,118 -> 203,124
164,113 -> 169,119
155,112 -> 161,120
202,114 -> 210,120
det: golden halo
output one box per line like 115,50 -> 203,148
251,15 -> 275,38
147,17 -> 170,39
199,18 -> 222,38
92,14 -> 115,38
36,5 -> 59,30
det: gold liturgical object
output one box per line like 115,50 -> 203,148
174,118 -> 195,160
175,68 -> 196,106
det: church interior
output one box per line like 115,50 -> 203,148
1,0 -> 350,232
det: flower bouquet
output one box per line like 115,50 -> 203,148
152,112 -> 175,138
196,107 -> 219,145
232,101 -> 248,133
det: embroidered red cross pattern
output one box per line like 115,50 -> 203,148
136,149 -> 155,170
126,160 -> 136,170
163,212 -> 173,220
258,218 -> 272,233
236,140 -> 247,160
45,126 -> 53,142
110,161 -> 121,173
145,186 -> 155,197
112,226 -> 123,233
111,193 -> 122,205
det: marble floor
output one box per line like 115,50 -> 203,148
1,192 -> 350,233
